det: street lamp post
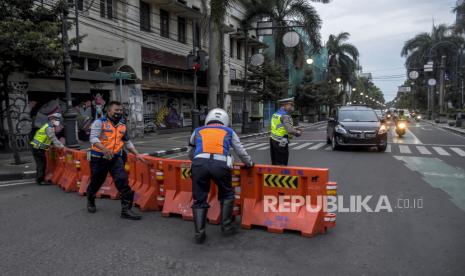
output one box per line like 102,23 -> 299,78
62,0 -> 79,148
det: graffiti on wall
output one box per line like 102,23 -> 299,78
123,85 -> 144,138
1,81 -> 32,151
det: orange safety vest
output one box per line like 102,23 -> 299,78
91,117 -> 127,155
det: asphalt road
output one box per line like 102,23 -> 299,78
1,121 -> 465,275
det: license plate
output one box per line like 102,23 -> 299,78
365,134 -> 376,138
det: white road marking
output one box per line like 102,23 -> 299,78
399,145 -> 411,154
309,142 -> 326,150
324,145 -> 332,150
386,144 -> 392,152
291,142 -> 313,150
0,180 -> 36,187
256,145 -> 270,150
318,126 -> 326,130
242,143 -> 257,148
416,146 -> 432,155
244,143 -> 269,150
450,147 -> 465,157
432,147 -> 450,156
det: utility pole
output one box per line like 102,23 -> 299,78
439,55 -> 446,115
61,0 -> 79,148
191,20 -> 199,131
242,30 -> 249,134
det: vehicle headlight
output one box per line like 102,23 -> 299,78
378,124 -> 388,134
335,124 -> 347,134
387,114 -> 391,118
398,123 -> 406,129
416,115 -> 421,119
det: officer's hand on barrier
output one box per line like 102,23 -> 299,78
135,154 -> 147,163
244,162 -> 254,169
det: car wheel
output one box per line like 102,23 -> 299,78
331,135 -> 340,151
377,144 -> 387,152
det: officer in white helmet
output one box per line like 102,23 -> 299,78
187,108 -> 254,244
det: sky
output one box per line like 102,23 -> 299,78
312,0 -> 457,102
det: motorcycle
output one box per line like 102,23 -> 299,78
395,119 -> 408,137
414,114 -> 422,122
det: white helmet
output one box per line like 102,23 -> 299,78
205,108 -> 229,127
48,113 -> 62,120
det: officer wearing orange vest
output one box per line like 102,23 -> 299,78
188,108 -> 254,244
87,101 -> 145,220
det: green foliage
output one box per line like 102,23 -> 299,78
296,68 -> 340,110
241,0 -> 328,65
249,56 -> 289,101
326,32 -> 359,85
0,0 -> 66,77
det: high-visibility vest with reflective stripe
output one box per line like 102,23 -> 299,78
91,117 -> 127,155
271,108 -> 288,140
193,124 -> 233,157
31,123 -> 52,149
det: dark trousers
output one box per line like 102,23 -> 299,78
86,156 -> 134,202
270,138 -> 289,166
32,148 -> 46,183
191,158 -> 233,209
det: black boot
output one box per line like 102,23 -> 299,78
87,195 -> 96,213
193,208 -> 208,244
221,199 -> 238,236
121,199 -> 142,220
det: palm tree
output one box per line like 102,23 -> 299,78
401,24 -> 463,70
242,0 -> 329,66
326,32 -> 359,83
325,32 -> 359,104
200,0 -> 231,109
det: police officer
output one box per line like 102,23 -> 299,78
87,101 -> 145,220
188,108 -> 254,244
30,113 -> 65,185
270,97 -> 302,166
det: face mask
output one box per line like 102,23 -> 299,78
112,113 -> 122,120
52,120 -> 60,127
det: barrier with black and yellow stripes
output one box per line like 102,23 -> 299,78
240,164 -> 337,237
44,148 -> 336,238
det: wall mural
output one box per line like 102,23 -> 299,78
2,81 -> 32,151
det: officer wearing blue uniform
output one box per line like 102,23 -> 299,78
188,108 -> 254,244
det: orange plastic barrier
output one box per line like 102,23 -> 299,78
50,149 -> 66,185
44,148 -> 60,183
130,156 -> 164,211
77,151 -> 91,196
240,164 -> 336,237
57,148 -> 81,192
96,175 -> 119,199
161,159 -> 221,224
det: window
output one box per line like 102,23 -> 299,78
68,0 -> 84,11
101,60 -> 113,67
195,23 -> 201,48
178,17 -> 186,43
87,58 -> 100,71
100,0 -> 114,19
237,41 -> 242,60
230,69 -> 236,80
71,56 -> 85,70
229,39 -> 234,58
140,1 -> 151,31
142,65 -> 150,80
160,9 -> 170,38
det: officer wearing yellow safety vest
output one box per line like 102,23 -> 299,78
30,113 -> 65,185
87,101 -> 145,220
188,108 -> 254,244
270,97 -> 303,165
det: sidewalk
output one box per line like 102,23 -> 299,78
422,119 -> 465,136
0,121 -> 325,181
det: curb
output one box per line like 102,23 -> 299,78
422,120 -> 465,137
0,171 -> 36,182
